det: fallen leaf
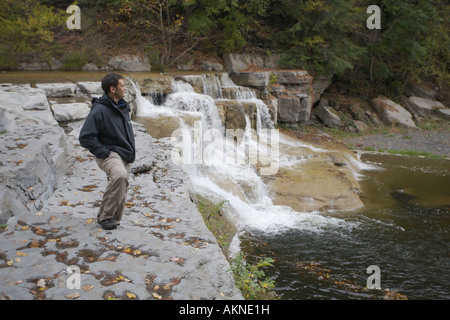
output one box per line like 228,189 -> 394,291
163,284 -> 173,290
36,279 -> 46,288
152,292 -> 162,300
126,292 -> 137,299
21,226 -> 29,231
65,292 -> 80,299
82,284 -> 94,292
86,218 -> 95,224
7,260 -> 14,266
16,251 -> 27,257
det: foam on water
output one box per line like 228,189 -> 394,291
131,75 -> 367,235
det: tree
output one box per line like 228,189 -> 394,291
271,0 -> 365,75
0,0 -> 65,68
354,0 -> 438,83
187,0 -> 270,53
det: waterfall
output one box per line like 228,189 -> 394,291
130,74 -> 371,240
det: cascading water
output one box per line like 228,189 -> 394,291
130,74 -> 373,245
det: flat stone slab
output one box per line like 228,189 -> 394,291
0,121 -> 242,300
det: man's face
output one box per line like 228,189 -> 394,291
110,79 -> 127,100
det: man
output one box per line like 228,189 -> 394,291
79,73 -> 136,230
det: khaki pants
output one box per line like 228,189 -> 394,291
95,151 -> 131,223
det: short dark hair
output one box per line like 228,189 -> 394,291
101,73 -> 124,94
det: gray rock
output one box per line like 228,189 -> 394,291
76,81 -> 103,96
277,96 -> 301,123
404,96 -> 446,120
200,61 -> 224,71
371,96 -> 416,128
0,121 -> 243,300
0,125 -> 68,223
231,72 -> 269,87
315,101 -> 343,128
404,81 -> 437,100
107,54 -> 151,72
36,83 -> 78,98
81,63 -> 100,71
223,53 -> 281,72
51,103 -> 91,122
0,84 -> 49,110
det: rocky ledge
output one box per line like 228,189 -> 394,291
0,85 -> 242,300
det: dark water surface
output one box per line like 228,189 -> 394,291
240,154 -> 450,300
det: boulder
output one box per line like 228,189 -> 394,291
231,72 -> 269,87
35,83 -> 78,97
0,84 -> 50,110
107,54 -> 151,72
371,96 -> 416,128
0,100 -> 57,133
81,63 -> 100,71
50,103 -> 91,122
200,61 -> 224,71
311,72 -> 333,103
315,101 -> 343,128
437,108 -> 450,121
0,125 -> 67,223
223,53 -> 281,72
76,81 -> 103,96
404,96 -> 447,120
404,81 -> 437,100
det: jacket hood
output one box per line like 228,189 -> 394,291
92,94 -> 130,113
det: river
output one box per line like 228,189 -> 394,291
239,153 -> 449,300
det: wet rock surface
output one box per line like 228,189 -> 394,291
0,121 -> 242,300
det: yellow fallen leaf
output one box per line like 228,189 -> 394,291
123,247 -> 131,254
16,251 -> 27,257
163,284 -> 173,290
86,218 -> 95,224
126,292 -> 137,299
7,260 -> 14,266
21,226 -> 29,231
154,285 -> 160,291
152,292 -> 162,300
132,250 -> 141,255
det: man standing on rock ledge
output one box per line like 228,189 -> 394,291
79,73 -> 136,230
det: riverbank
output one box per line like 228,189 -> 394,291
0,119 -> 243,300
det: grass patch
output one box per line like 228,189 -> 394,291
196,196 -> 278,300
197,196 -> 236,255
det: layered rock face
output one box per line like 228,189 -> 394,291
224,53 -> 318,125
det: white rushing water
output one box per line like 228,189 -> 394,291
129,74 -> 374,239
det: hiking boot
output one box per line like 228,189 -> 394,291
98,218 -> 117,230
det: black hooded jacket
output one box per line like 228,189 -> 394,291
79,94 -> 136,163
